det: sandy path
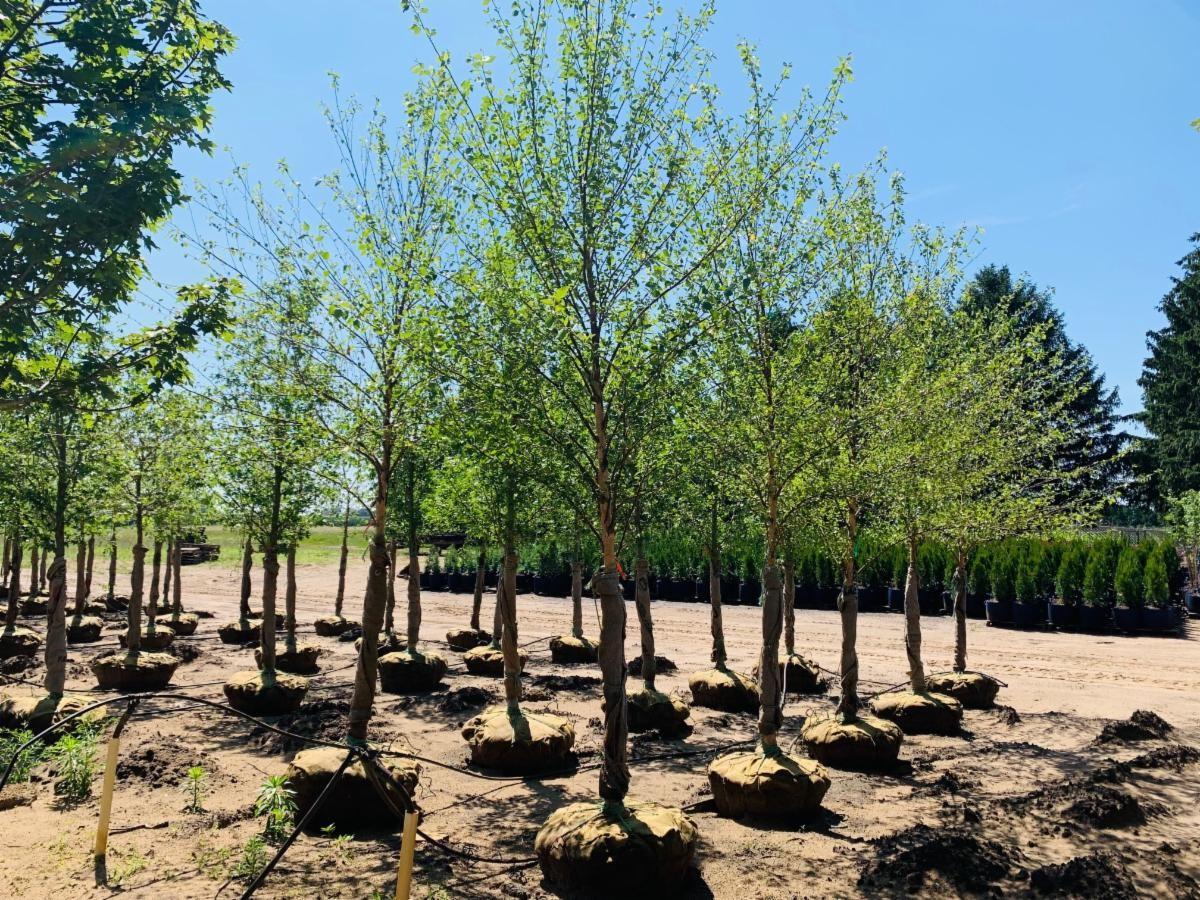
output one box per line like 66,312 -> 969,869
2,559 -> 1199,898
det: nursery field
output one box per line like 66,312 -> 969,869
3,558 -> 1200,899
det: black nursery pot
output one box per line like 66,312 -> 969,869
532,575 -> 548,595
430,572 -> 448,592
1012,600 -> 1045,627
1078,604 -> 1111,630
1185,590 -> 1200,616
1048,602 -> 1078,629
419,572 -> 431,590
966,593 -> 987,619
1113,605 -> 1142,632
447,572 -> 467,593
720,576 -> 740,604
621,579 -> 635,601
671,577 -> 692,602
694,578 -> 709,603
817,586 -> 839,610
552,574 -> 572,597
1140,605 -> 1177,632
887,587 -> 905,612
855,585 -> 883,613
516,573 -> 532,593
485,569 -> 498,588
918,588 -> 943,616
985,598 -> 1014,625
794,585 -> 818,610
738,579 -> 761,606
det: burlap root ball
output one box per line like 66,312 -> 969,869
354,633 -> 406,655
627,654 -> 676,677
549,634 -> 598,664
463,644 -> 528,677
19,598 -> 47,617
708,749 -> 831,819
782,654 -> 826,694
925,671 -> 1000,709
0,626 -> 41,659
256,644 -> 322,675
535,800 -> 698,893
166,613 -> 199,637
119,624 -> 175,651
625,689 -> 691,737
462,705 -> 575,774
218,619 -> 261,645
378,650 -> 447,693
65,615 -> 103,644
800,713 -> 904,770
0,692 -> 108,733
870,690 -> 964,736
446,627 -> 491,651
286,746 -> 421,832
223,669 -> 309,715
688,667 -> 759,713
314,615 -> 356,637
91,651 -> 179,692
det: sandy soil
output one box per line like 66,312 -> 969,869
2,559 -> 1200,899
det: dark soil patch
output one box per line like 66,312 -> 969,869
993,705 -> 1021,726
529,674 -> 602,694
169,642 -> 202,663
927,770 -> 976,795
247,698 -> 392,754
1030,851 -> 1138,898
436,686 -> 494,714
1096,709 -> 1173,743
627,654 -> 676,676
858,823 -> 1020,895
116,736 -> 211,789
0,656 -> 37,675
1062,784 -> 1145,828
1090,744 -> 1200,784
337,627 -> 363,642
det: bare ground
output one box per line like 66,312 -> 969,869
2,560 -> 1200,899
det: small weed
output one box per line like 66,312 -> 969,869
191,835 -> 233,880
183,765 -> 206,812
0,727 -> 46,783
253,775 -> 297,843
49,729 -> 97,801
234,835 -> 269,880
109,847 -> 148,887
329,833 -> 355,865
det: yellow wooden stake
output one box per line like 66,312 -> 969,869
93,734 -> 121,859
394,808 -> 418,900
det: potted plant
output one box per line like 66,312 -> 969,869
1079,540 -> 1117,630
737,553 -> 760,606
985,550 -> 1015,625
1013,544 -> 1045,627
1050,543 -> 1085,628
1113,543 -> 1147,632
1141,546 -> 1177,632
427,550 -> 447,591
966,548 -> 990,619
855,546 -> 886,613
916,543 -> 945,616
794,549 -> 818,610
445,546 -> 467,593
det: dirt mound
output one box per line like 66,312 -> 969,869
246,699 -> 393,754
628,654 -> 676,676
1062,784 -> 1146,828
437,685 -> 494,714
529,673 -> 602,693
169,642 -> 202,663
1029,851 -> 1138,898
116,737 -> 211,789
0,655 -> 37,675
1096,709 -> 1173,743
858,824 -> 1019,895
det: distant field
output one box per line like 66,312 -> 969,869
103,524 -> 373,572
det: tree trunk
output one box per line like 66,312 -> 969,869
2,535 -> 10,585
347,443 -> 393,744
148,539 -> 163,613
500,549 -> 522,711
953,548 -> 968,673
406,544 -> 421,650
160,537 -> 172,608
84,535 -> 95,601
127,501 -> 146,655
260,549 -> 279,675
285,546 -> 298,652
903,535 -> 926,693
570,559 -> 584,639
44,555 -> 68,694
383,540 -> 395,634
172,540 -> 183,615
707,498 -> 726,667
39,549 -> 47,592
239,537 -> 253,619
28,544 -> 38,597
5,539 -> 22,632
633,556 -> 656,691
783,557 -> 796,656
335,498 -> 350,617
491,569 -> 504,646
470,547 -> 486,631
73,540 -> 86,615
106,524 -> 117,602
758,562 -> 784,751
835,502 -> 860,722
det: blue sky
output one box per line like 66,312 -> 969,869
152,0 -> 1200,416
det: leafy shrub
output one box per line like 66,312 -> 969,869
1015,545 -> 1039,603
254,775 -> 297,844
918,543 -> 948,593
1055,544 -> 1087,604
1083,538 -> 1122,607
891,547 -> 908,589
0,728 -> 44,783
235,835 -> 269,879
1115,544 -> 1148,608
50,728 -> 98,801
1035,542 -> 1060,597
991,552 -> 1016,604
1143,551 -> 1170,608
968,548 -> 991,597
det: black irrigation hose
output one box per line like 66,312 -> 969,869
240,748 -> 355,899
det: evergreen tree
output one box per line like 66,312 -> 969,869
1139,235 -> 1200,495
